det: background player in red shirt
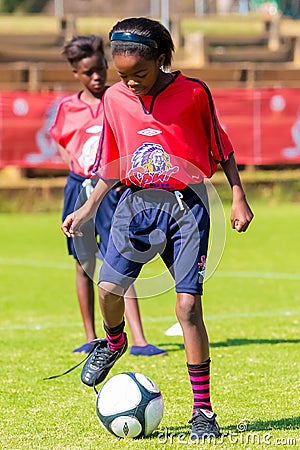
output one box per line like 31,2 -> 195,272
62,20 -> 254,439
51,34 -> 167,357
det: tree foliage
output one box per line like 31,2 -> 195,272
0,0 -> 48,13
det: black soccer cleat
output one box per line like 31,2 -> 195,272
81,333 -> 128,387
189,408 -> 220,440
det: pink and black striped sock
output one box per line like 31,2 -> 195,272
187,358 -> 212,414
104,319 -> 125,352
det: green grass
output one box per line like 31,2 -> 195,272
0,199 -> 300,449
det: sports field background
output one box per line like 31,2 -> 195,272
1,194 -> 299,449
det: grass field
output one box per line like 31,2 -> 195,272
0,198 -> 300,449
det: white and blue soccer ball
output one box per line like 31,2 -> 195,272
96,372 -> 164,438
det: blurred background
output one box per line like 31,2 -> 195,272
0,0 -> 299,210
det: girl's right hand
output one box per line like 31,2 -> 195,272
61,213 -> 83,238
61,178 -> 114,238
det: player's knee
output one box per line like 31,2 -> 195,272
98,281 -> 124,300
176,293 -> 200,323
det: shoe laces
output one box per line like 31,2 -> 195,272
89,339 -> 112,368
43,337 -> 124,383
43,341 -> 97,381
89,338 -> 124,395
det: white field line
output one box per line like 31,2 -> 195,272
0,309 -> 299,332
0,258 -> 299,332
214,271 -> 300,281
0,257 -> 74,269
0,257 -> 299,280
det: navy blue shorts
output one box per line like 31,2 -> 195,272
100,183 -> 210,295
63,171 -> 119,261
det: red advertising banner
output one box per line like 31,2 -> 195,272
0,88 -> 300,169
0,91 -> 68,169
214,88 -> 300,165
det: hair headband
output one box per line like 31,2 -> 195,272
110,32 -> 158,49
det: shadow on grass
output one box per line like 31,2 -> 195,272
159,338 -> 300,353
211,338 -> 300,347
157,342 -> 185,352
224,416 -> 300,432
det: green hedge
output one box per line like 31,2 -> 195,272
0,0 -> 48,13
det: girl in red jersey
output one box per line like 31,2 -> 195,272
62,20 -> 254,439
51,34 -> 166,357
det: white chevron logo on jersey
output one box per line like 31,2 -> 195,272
137,128 -> 162,136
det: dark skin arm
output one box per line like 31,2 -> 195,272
56,144 -> 71,167
220,154 -> 254,232
61,178 -> 116,237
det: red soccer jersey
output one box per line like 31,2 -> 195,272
50,92 -> 104,177
93,71 -> 234,190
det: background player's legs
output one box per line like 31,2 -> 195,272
124,284 -> 147,347
73,258 -> 96,352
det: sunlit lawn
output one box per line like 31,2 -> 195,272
0,199 -> 299,449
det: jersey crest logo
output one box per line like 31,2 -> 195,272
128,143 -> 179,187
137,127 -> 162,136
78,125 -> 102,175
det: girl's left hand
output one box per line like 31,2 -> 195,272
230,197 -> 254,232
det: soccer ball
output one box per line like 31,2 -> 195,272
96,372 -> 164,438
